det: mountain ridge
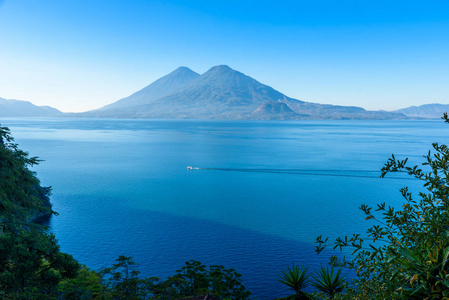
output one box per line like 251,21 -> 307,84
394,103 -> 449,118
81,65 -> 405,120
0,98 -> 63,117
6,66 -> 439,120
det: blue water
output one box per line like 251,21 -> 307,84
2,118 -> 447,299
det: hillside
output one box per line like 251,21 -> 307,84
0,98 -> 63,117
93,66 -> 200,116
394,103 -> 449,118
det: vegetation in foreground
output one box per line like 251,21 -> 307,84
2,114 -> 449,299
0,125 -> 80,298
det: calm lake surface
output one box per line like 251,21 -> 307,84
2,118 -> 447,298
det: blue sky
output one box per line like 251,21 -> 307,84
0,0 -> 448,112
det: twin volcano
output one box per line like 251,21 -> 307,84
84,65 -> 405,120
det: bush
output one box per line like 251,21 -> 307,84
316,114 -> 449,299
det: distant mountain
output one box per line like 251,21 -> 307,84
0,98 -> 63,117
394,103 -> 449,118
81,65 -> 406,120
129,65 -> 300,119
88,66 -> 200,116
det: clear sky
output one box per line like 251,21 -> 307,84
0,0 -> 448,112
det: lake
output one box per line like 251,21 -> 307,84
2,118 -> 447,299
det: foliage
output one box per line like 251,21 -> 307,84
0,126 -> 53,231
277,263 -> 311,300
207,264 -> 250,299
311,266 -> 345,299
161,260 -> 251,299
0,125 -> 80,299
100,255 -> 159,299
315,114 -> 449,299
58,265 -> 108,299
0,229 -> 79,298
95,258 -> 251,299
164,260 -> 209,297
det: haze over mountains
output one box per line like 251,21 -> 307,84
82,65 -> 405,120
0,98 -> 62,117
1,66 -> 447,119
99,66 -> 200,112
394,104 -> 449,118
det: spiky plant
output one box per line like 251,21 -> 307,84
278,263 -> 310,299
312,266 -> 345,299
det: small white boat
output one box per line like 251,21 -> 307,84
187,166 -> 193,170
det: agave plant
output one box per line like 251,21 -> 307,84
312,266 -> 345,299
278,263 -> 310,299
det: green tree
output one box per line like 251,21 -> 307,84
98,258 -> 251,299
100,255 -> 159,299
161,260 -> 251,299
165,260 -> 209,297
58,265 -> 108,299
0,125 -> 80,298
316,114 -> 449,299
0,125 -> 53,231
208,264 -> 250,299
